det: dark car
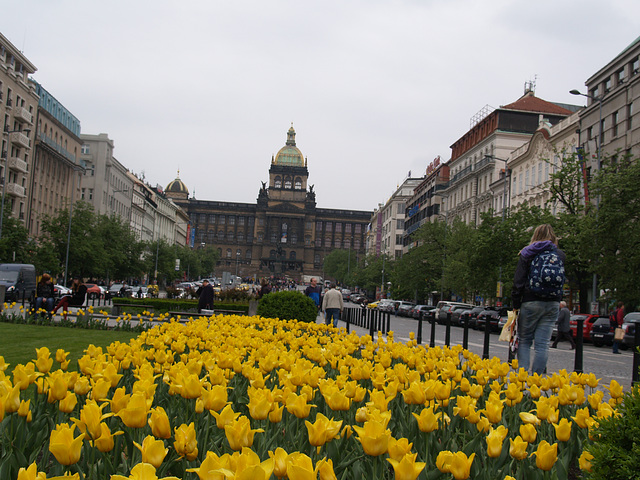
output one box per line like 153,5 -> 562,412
450,305 -> 473,326
397,301 -> 416,317
621,312 -> 640,349
412,305 -> 435,319
459,306 -> 487,329
569,314 -> 608,342
476,307 -> 509,332
590,317 -> 614,347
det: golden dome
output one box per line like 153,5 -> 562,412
274,124 -> 305,167
166,171 -> 188,194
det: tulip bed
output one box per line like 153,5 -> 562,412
0,313 -> 624,480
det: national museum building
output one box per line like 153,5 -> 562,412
165,126 -> 372,279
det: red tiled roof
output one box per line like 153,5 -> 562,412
501,92 -> 572,116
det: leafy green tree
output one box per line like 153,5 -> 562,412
442,219 -> 476,302
323,249 -> 355,286
351,254 -> 386,297
0,213 -> 31,263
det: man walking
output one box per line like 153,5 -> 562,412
551,301 -> 575,349
197,279 -> 214,313
322,283 -> 343,327
305,277 -> 323,314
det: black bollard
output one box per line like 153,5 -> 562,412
482,320 -> 491,359
368,308 -> 375,337
574,318 -> 584,373
633,324 -> 640,385
463,316 -> 469,350
417,312 -> 423,345
445,311 -> 452,347
345,308 -> 350,333
429,312 -> 436,348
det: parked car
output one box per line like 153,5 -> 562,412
590,317 -> 614,347
109,283 -> 133,298
54,284 -> 71,297
621,312 -> 640,349
568,314 -> 608,342
435,301 -> 473,324
380,300 -> 399,314
397,301 -> 416,317
85,283 -> 104,300
476,307 -> 509,332
376,299 -> 395,311
341,289 -> 352,301
450,305 -> 473,326
459,306 -> 487,329
412,305 -> 435,319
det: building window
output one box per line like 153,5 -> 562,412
271,232 -> 277,243
248,217 -> 254,226
306,221 -> 313,230
294,177 -> 302,189
245,249 -> 251,259
525,168 -> 530,192
326,222 -> 332,232
81,144 -> 90,154
228,216 -> 235,225
613,111 -> 619,137
199,214 -> 206,223
219,215 -> 225,225
633,57 -> 640,74
284,177 -> 292,189
238,216 -> 245,226
604,77 -> 612,93
396,219 -> 403,230
618,68 -> 625,84
314,254 -> 321,265
355,224 -> 361,234
218,230 -> 224,241
335,223 -> 342,233
291,232 -> 297,244
257,233 -> 263,242
345,223 -> 352,233
237,232 -> 244,242
227,231 -> 234,241
89,189 -> 93,200
226,249 -> 232,258
81,188 -> 85,199
315,238 -> 322,247
274,176 -> 282,188
316,221 -> 322,231
629,102 -> 634,131
209,214 -> 216,223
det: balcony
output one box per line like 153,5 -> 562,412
13,106 -> 33,124
5,182 -> 26,198
8,131 -> 30,149
8,156 -> 28,174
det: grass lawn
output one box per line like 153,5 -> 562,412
0,323 -> 139,373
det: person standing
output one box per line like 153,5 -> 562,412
551,301 -> 575,349
34,273 -> 55,319
612,301 -> 625,354
322,283 -> 344,327
512,224 -> 566,375
304,277 -> 322,313
197,279 -> 214,313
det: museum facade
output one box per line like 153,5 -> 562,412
165,126 -> 372,279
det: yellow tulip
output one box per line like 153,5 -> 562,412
111,462 -> 180,480
94,422 -> 123,453
448,452 -> 475,480
90,378 -> 112,402
269,447 -> 289,479
16,461 -> 46,480
578,450 -> 594,472
58,391 -> 77,414
211,404 -> 241,429
286,452 -> 315,480
269,403 -> 284,423
608,379 -> 624,400
352,419 -> 391,456
412,406 -> 440,433
553,418 -> 572,442
49,423 -> 84,466
187,450 -> 233,480
572,407 -> 591,428
134,435 -> 168,468
322,384 -> 351,411
4,383 -> 21,413
486,428 -> 505,458
436,450 -> 453,473
202,384 -> 229,411
118,392 -> 149,428
174,422 -> 199,460
148,406 -> 172,439
519,411 -> 541,425
72,399 -> 109,440
509,436 -> 528,460
387,437 -> 414,462
35,347 -> 53,374
108,386 -> 130,414
224,415 -> 263,451
483,400 -> 503,424
401,382 -> 426,405
285,392 -> 315,419
316,457 -> 338,480
47,373 -> 68,403
233,447 -> 274,480
387,453 -> 426,480
248,388 -> 274,420
519,423 -> 537,443
533,440 -> 557,471
305,412 -> 343,447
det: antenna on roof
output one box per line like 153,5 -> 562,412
524,75 -> 537,95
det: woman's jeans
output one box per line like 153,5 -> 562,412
35,297 -> 54,316
518,300 -> 559,374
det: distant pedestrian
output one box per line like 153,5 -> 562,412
198,279 -> 214,313
322,283 -> 344,327
305,277 -> 322,313
258,279 -> 271,298
512,224 -> 566,375
551,301 -> 575,349
52,278 -> 87,316
34,273 -> 55,319
611,301 -> 625,354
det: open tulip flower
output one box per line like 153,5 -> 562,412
224,415 -> 263,451
111,463 -> 180,480
387,452 -> 426,480
49,423 -> 84,466
533,440 -> 558,471
134,435 -> 168,468
174,422 -> 199,460
352,418 -> 392,456
305,412 -> 343,447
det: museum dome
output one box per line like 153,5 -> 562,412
166,171 -> 189,194
274,124 -> 305,167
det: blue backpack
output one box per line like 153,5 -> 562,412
528,249 -> 565,298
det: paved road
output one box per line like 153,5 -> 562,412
327,304 -> 637,393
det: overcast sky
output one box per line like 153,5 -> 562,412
3,1 -> 639,211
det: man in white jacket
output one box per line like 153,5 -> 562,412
322,283 -> 344,327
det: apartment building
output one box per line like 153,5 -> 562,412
0,33 -> 38,229
443,85 -> 574,225
574,36 -> 640,167
29,81 -> 82,236
403,157 -> 450,252
78,133 -> 133,221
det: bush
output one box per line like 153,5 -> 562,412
256,290 -> 318,323
587,385 -> 640,479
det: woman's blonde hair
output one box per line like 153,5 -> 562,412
530,224 -> 557,245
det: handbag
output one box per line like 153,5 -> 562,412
509,312 -> 519,361
614,327 -> 625,342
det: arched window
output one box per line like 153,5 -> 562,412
289,251 -> 296,260
274,176 -> 282,188
217,230 -> 224,241
294,177 -> 302,189
245,249 -> 252,259
284,176 -> 292,189
226,248 -> 232,258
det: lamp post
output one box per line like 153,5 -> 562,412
570,89 -> 604,314
235,249 -> 240,278
63,165 -> 85,287
0,128 -> 31,241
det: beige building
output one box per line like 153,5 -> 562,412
0,32 -> 38,232
574,36 -> 640,167
443,86 -> 574,225
507,112 -> 580,215
29,81 -> 83,237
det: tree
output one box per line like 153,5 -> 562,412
0,213 -> 31,264
323,249 -> 355,286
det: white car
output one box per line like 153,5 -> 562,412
54,284 -> 71,297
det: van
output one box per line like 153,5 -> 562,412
0,263 -> 37,302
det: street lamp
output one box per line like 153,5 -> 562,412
0,128 -> 31,241
63,165 -> 85,287
235,249 -> 240,277
570,88 -> 604,313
